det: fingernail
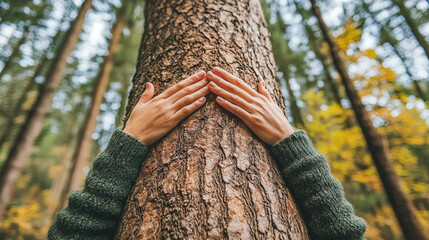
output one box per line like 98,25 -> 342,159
207,71 -> 214,77
262,81 -> 265,87
213,67 -> 221,72
217,96 -> 224,102
209,82 -> 216,87
199,97 -> 205,102
197,71 -> 205,77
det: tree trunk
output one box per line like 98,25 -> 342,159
47,102 -> 82,223
115,0 -> 309,239
284,76 -> 306,128
269,15 -> 306,128
391,0 -> 429,60
362,0 -> 428,102
0,26 -> 29,82
0,0 -> 92,221
0,10 -> 69,152
381,30 -> 427,102
310,1 -> 427,239
293,0 -> 354,127
115,75 -> 131,128
56,5 -> 125,212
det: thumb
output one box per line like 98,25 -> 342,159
139,82 -> 155,103
258,81 -> 272,102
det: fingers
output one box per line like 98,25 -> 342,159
172,85 -> 210,110
212,67 -> 258,97
139,83 -> 155,103
158,71 -> 206,99
258,81 -> 273,102
173,96 -> 206,121
208,81 -> 253,113
207,71 -> 255,103
168,77 -> 209,104
215,96 -> 252,121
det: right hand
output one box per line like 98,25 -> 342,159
124,71 -> 210,145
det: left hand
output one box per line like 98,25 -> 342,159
207,67 -> 295,145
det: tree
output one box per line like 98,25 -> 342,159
360,0 -> 427,102
56,2 -> 127,212
0,9 -> 71,152
391,0 -> 429,60
115,0 -> 309,238
0,26 -> 29,83
0,0 -> 93,221
309,0 -> 427,239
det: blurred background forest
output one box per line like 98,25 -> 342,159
0,0 -> 428,239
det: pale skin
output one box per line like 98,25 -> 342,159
124,67 -> 295,146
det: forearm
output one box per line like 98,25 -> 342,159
269,130 -> 367,240
49,129 -> 148,239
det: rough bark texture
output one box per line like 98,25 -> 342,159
0,0 -> 92,221
391,0 -> 429,60
310,1 -> 427,239
116,0 -> 309,239
57,6 -> 125,212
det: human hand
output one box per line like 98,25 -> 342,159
124,71 -> 210,145
207,67 -> 295,145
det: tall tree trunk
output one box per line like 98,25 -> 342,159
0,12 -> 69,152
0,0 -> 92,221
56,5 -> 125,212
0,26 -> 29,82
310,1 -> 427,239
115,75 -> 131,128
284,76 -> 306,128
115,0 -> 309,238
391,0 -> 429,60
362,0 -> 428,102
46,101 -> 83,224
293,1 -> 354,127
269,14 -> 306,128
381,30 -> 427,102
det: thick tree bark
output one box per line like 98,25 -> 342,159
0,26 -> 29,82
56,5 -> 125,212
391,0 -> 429,60
115,0 -> 309,239
0,0 -> 92,221
310,1 -> 427,239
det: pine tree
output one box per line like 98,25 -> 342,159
0,0 -> 93,221
310,0 -> 427,239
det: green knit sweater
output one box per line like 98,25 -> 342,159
48,129 -> 367,239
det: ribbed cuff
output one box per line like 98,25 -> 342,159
104,129 -> 149,169
268,130 -> 319,170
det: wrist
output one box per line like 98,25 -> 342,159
123,127 -> 149,145
272,122 -> 295,145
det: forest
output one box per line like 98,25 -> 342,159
0,0 -> 428,239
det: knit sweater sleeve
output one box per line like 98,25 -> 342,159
269,130 -> 367,240
48,129 -> 148,240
